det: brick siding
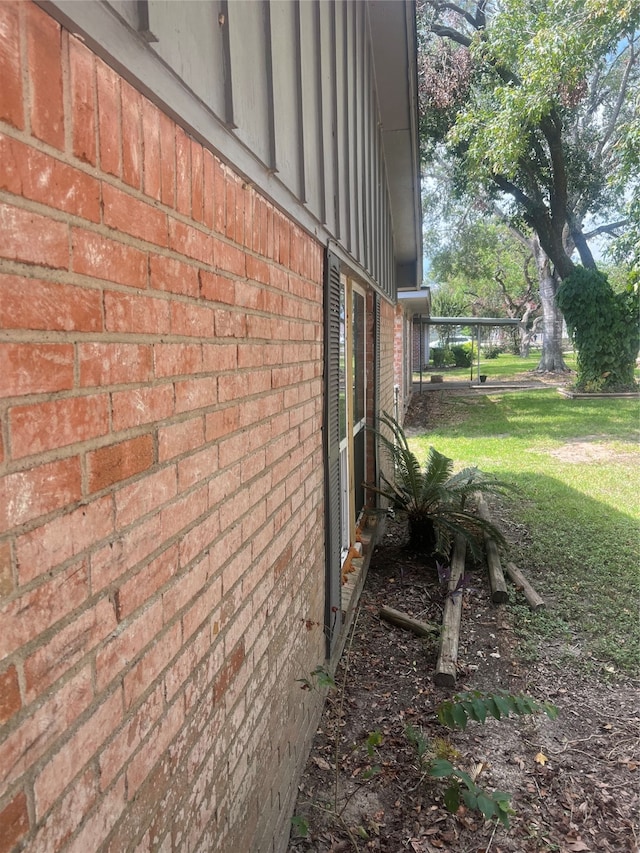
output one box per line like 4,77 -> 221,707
0,4 -> 328,851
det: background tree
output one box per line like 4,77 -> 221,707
428,217 -> 542,355
418,0 -> 640,377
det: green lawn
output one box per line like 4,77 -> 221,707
408,389 -> 640,676
413,349 -> 577,383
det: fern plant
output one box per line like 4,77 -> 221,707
368,413 -> 510,558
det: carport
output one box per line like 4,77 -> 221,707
413,315 -> 521,391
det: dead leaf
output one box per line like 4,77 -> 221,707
565,841 -> 590,851
534,752 -> 548,765
312,756 -> 332,771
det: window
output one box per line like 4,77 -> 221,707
339,277 -> 366,559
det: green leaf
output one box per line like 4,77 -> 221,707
494,695 -> 513,719
365,729 -> 383,757
471,697 -> 487,724
438,702 -> 456,729
492,790 -> 512,804
362,765 -> 381,780
291,815 -> 309,837
454,769 -> 474,789
460,699 -> 476,720
444,784 -> 460,813
513,695 -> 535,716
429,758 -> 455,778
496,801 -> 512,828
485,696 -> 501,719
452,703 -> 468,730
461,788 -> 478,810
309,665 -> 336,689
476,793 -> 497,820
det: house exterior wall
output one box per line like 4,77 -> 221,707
41,0 -> 413,300
0,4 -> 330,851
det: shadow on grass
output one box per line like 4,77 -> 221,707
423,389 -> 640,444
500,469 -> 640,677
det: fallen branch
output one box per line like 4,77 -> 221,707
505,562 -> 545,611
379,605 -> 439,637
477,496 -> 508,603
434,534 -> 466,687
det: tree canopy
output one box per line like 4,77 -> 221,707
419,0 -> 640,281
419,0 -> 640,384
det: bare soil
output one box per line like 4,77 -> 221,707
288,390 -> 639,853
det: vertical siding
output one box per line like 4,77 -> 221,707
226,1 -> 273,166
70,0 -> 415,299
299,0 -> 324,221
319,0 -> 338,236
334,0 -> 348,247
148,1 -> 227,120
270,0 -> 303,197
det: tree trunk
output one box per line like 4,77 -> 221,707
408,515 -> 437,552
532,238 -> 568,373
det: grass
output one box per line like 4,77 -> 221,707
414,349 -> 577,383
408,388 -> 640,676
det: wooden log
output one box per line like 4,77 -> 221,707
379,605 -> 439,637
505,562 -> 545,611
434,534 -> 466,687
476,496 -> 509,603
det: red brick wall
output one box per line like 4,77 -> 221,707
0,4 -> 327,851
393,304 -> 408,418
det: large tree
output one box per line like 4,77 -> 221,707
419,0 -> 640,374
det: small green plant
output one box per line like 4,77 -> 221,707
438,689 -> 558,729
290,814 -> 309,838
405,691 -> 557,829
367,412 -> 511,557
296,665 -> 336,692
362,730 -> 383,779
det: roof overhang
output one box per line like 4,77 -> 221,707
398,289 -> 431,315
417,317 -> 520,326
368,0 -> 422,291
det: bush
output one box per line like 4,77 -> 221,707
451,344 -> 473,367
556,267 -> 639,391
483,346 -> 502,360
431,347 -> 454,368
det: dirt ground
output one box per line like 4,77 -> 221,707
288,388 -> 639,853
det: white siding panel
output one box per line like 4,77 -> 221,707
106,1 -> 139,29
319,1 -> 337,235
227,0 -> 272,166
346,1 -> 357,255
270,1 -> 302,195
335,0 -> 348,247
299,1 -> 323,221
147,0 -> 226,119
